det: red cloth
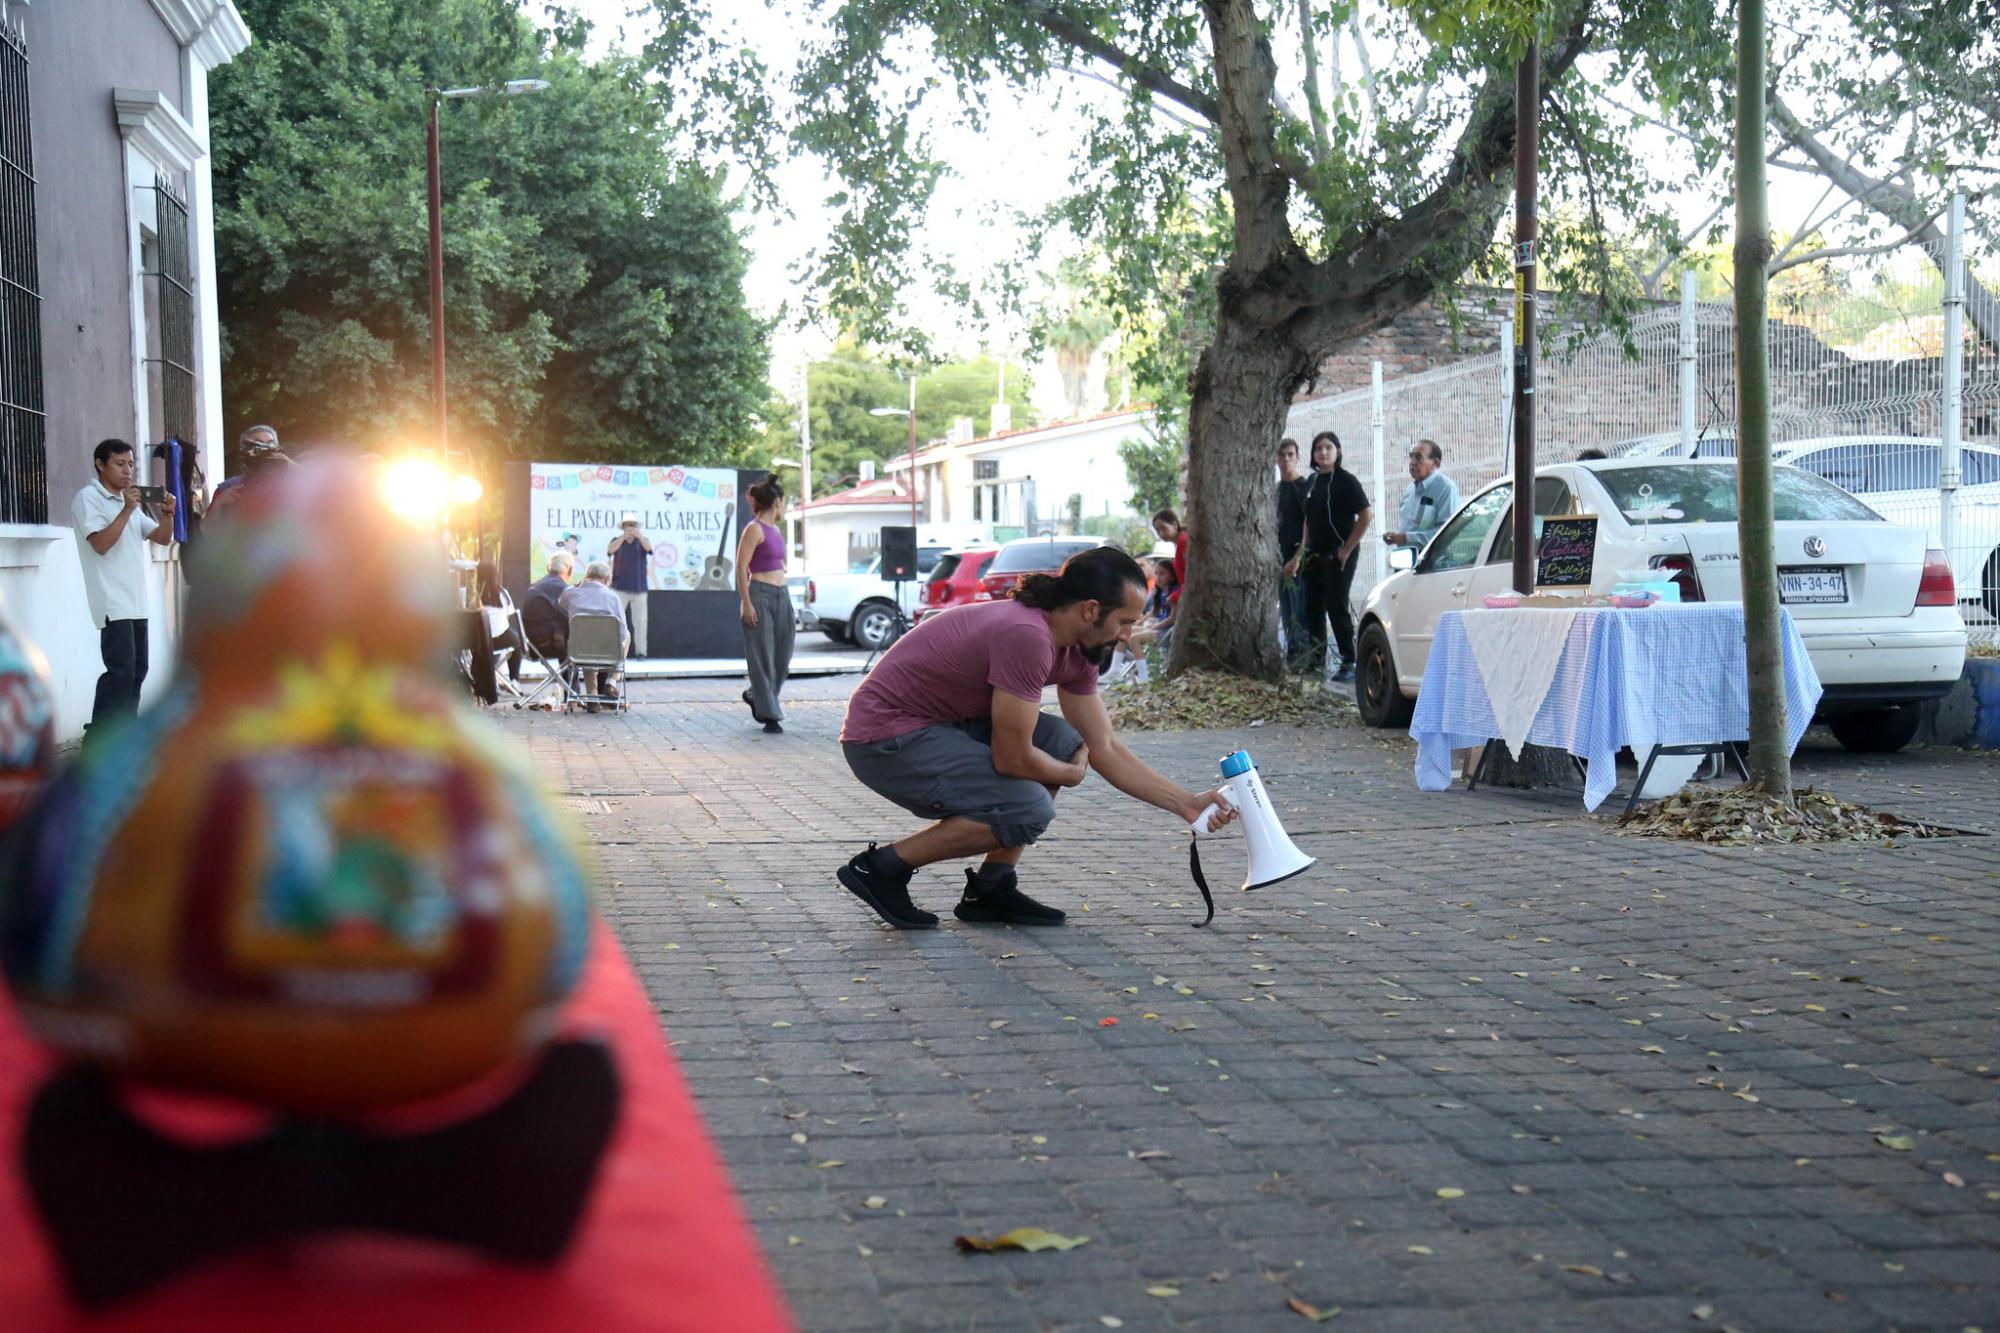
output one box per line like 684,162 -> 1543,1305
1171,529 -> 1188,604
0,924 -> 796,1333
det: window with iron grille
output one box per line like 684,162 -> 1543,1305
146,175 -> 195,450
973,458 -> 998,480
0,22 -> 46,524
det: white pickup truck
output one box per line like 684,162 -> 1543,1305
804,543 -> 950,650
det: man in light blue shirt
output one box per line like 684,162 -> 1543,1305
1383,439 -> 1459,553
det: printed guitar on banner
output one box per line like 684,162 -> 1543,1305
528,465 -> 737,591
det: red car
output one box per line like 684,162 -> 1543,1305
974,536 -> 1108,603
914,548 -> 997,623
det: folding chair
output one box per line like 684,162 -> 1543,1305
482,604 -> 525,705
564,612 -> 629,714
513,604 -> 572,711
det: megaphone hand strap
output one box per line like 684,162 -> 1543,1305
1187,834 -> 1215,928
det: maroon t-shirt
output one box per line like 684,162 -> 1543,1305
840,599 -> 1100,744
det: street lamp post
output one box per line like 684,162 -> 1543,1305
424,78 -> 549,547
868,374 -> 919,532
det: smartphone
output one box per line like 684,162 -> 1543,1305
136,485 -> 167,505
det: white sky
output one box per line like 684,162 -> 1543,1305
563,1 -> 1932,385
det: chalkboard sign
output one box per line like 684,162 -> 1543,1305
1535,515 -> 1598,588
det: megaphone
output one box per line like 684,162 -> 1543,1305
1183,750 -> 1316,926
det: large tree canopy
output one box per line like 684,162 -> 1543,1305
648,0 -> 1982,678
211,0 -> 771,472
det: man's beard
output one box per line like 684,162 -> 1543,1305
1084,641 -> 1118,671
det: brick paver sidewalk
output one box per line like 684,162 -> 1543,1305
494,677 -> 1999,1332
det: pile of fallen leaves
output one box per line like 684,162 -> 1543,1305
1613,784 -> 1946,845
1104,670 -> 1354,732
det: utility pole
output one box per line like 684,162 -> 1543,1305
797,361 -> 812,566
426,96 -> 447,468
1734,0 -> 1790,800
1508,43 -> 1539,597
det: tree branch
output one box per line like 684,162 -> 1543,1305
1023,1 -> 1320,193
1770,92 -> 2000,345
1023,4 -> 1219,124
1346,14 -> 1379,139
1646,198 -> 1728,292
1545,90 -> 1615,297
1766,223 -> 1940,276
1297,0 -> 1330,156
1280,5 -> 1596,337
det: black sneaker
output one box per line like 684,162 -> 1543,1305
837,846 -> 938,929
953,868 -> 1067,925
763,720 -> 784,734
1330,661 -> 1355,684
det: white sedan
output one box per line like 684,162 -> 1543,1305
1612,433 -> 2000,617
1353,458 -> 1968,753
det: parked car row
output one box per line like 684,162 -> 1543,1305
804,536 -> 1111,650
1354,457 -> 1969,753
1617,433 -> 2000,617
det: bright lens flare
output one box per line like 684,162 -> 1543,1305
450,474 -> 484,506
382,458 -> 449,523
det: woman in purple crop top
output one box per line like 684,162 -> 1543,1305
736,475 -> 794,734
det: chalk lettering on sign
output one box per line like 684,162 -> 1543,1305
1535,515 -> 1598,589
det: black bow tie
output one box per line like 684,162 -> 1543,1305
23,1038 -> 620,1309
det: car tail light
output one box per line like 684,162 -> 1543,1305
1648,554 -> 1704,602
806,579 -> 816,603
1916,549 -> 1955,607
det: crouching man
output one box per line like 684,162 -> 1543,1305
836,546 -> 1236,929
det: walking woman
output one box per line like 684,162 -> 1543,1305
1294,430 -> 1372,683
737,475 -> 795,734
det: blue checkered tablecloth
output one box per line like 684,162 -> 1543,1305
1410,603 -> 1823,810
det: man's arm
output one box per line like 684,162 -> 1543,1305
1057,688 -> 1230,825
81,493 -> 138,556
990,689 -> 1087,787
147,494 -> 175,545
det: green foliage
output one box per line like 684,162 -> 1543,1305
211,0 -> 770,473
756,342 -> 1035,492
1117,425 -> 1181,517
1076,511 -> 1157,556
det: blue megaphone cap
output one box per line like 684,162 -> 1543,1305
1219,750 -> 1255,779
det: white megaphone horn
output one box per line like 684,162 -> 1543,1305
1183,750 -> 1316,926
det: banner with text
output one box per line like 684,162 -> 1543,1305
529,464 -> 738,591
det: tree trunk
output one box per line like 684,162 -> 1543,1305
1735,0 -> 1792,802
1155,0 -> 1593,682
1168,311 -> 1302,682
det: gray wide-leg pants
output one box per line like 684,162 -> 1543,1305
743,580 -> 795,722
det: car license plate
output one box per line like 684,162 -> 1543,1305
1778,567 -> 1847,604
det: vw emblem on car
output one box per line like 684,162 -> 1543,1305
1803,536 -> 1826,558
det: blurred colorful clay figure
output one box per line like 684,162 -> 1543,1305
0,459 -> 613,1307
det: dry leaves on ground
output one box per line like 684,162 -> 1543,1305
1104,670 -> 1356,732
953,1227 -> 1091,1253
1612,785 -> 1946,846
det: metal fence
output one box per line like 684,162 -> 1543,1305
1293,194 -> 2000,646
0,19 -> 45,526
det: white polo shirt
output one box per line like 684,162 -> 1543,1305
70,482 -> 158,628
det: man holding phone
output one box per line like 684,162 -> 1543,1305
71,438 -> 176,739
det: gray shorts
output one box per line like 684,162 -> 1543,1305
842,712 -> 1086,848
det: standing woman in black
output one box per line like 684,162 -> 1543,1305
1298,431 -> 1373,683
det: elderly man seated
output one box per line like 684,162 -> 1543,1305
559,559 -> 630,704
522,551 -> 575,662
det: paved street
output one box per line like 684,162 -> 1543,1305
493,677 -> 2000,1333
